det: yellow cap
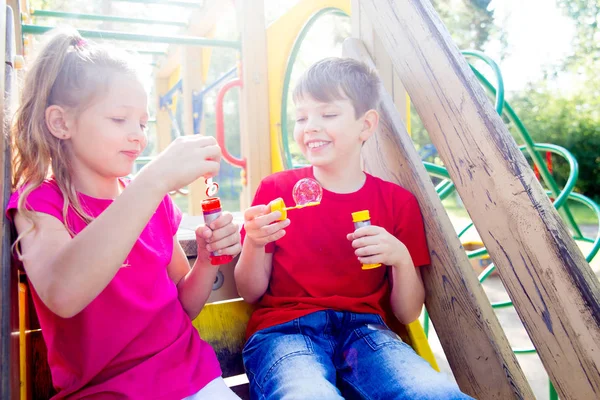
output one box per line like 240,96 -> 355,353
270,198 -> 287,221
352,210 -> 370,223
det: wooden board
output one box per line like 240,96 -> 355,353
358,1 -> 600,399
237,0 -> 271,209
343,38 -> 533,400
1,4 -> 20,399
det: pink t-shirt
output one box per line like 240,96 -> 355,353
7,180 -> 221,399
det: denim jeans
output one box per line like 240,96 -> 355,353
243,310 -> 473,400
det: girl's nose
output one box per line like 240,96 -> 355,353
128,125 -> 147,146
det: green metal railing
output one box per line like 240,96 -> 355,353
22,24 -> 240,49
418,52 -> 600,400
280,7 -> 349,170
112,0 -> 202,7
465,51 -> 583,238
30,10 -> 188,27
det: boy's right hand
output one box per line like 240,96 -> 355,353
244,202 -> 290,248
140,136 -> 222,194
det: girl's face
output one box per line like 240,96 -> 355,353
66,73 -> 149,183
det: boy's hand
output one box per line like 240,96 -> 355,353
196,212 -> 241,262
243,202 -> 290,248
347,225 -> 411,268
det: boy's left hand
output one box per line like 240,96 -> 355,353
195,212 -> 241,263
347,225 -> 410,268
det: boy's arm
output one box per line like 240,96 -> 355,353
389,254 -> 426,325
234,240 -> 274,304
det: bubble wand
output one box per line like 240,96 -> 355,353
270,178 -> 323,220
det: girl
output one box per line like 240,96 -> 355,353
7,28 -> 241,399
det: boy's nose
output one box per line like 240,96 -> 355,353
304,120 -> 320,133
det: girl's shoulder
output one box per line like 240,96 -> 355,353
6,179 -> 64,220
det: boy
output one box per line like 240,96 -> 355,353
235,58 -> 472,400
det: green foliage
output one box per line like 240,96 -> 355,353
556,0 -> 600,73
431,0 -> 506,54
510,86 -> 600,201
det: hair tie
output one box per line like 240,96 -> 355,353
74,38 -> 87,48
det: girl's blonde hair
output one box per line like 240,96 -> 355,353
12,27 -> 140,246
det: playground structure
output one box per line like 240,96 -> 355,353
0,0 -> 599,399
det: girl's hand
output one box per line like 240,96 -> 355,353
347,225 -> 411,268
243,200 -> 290,248
139,136 -> 222,195
196,212 -> 241,262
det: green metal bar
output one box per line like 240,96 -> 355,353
112,0 -> 202,6
470,65 -> 583,238
280,7 -> 349,169
136,50 -> 168,56
31,9 -> 187,27
513,348 -> 537,354
518,143 -> 579,211
22,24 -> 240,49
550,382 -> 559,400
462,50 -> 505,115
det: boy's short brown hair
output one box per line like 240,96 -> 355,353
292,57 -> 380,118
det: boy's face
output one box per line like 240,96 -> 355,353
293,94 -> 374,170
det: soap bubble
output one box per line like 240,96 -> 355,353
292,178 -> 322,206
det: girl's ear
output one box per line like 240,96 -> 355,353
359,109 -> 379,142
45,105 -> 72,140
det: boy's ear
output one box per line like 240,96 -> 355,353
45,105 -> 73,140
359,109 -> 379,142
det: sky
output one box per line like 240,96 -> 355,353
487,0 -> 575,91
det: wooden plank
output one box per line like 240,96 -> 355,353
351,1 -> 407,123
343,38 -> 533,399
154,77 -> 172,153
181,46 -> 207,216
1,4 -> 20,399
6,1 -> 21,56
156,0 -> 229,79
237,0 -> 271,209
359,1 -> 600,399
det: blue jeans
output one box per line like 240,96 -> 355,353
243,310 -> 473,400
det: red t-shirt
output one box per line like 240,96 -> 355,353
242,167 -> 430,338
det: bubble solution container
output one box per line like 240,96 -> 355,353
351,210 -> 382,270
201,197 -> 234,265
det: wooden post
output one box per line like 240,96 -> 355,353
181,47 -> 207,216
1,4 -> 20,398
359,1 -> 600,398
154,77 -> 172,153
344,39 -> 534,400
351,0 -> 407,123
237,0 -> 271,209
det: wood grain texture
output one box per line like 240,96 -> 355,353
359,1 -> 600,398
344,38 -> 533,399
237,0 -> 271,210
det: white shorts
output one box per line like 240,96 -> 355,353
183,377 -> 241,400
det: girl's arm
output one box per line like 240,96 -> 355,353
167,237 -> 219,320
168,213 -> 241,320
15,176 -> 168,318
15,136 -> 221,318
